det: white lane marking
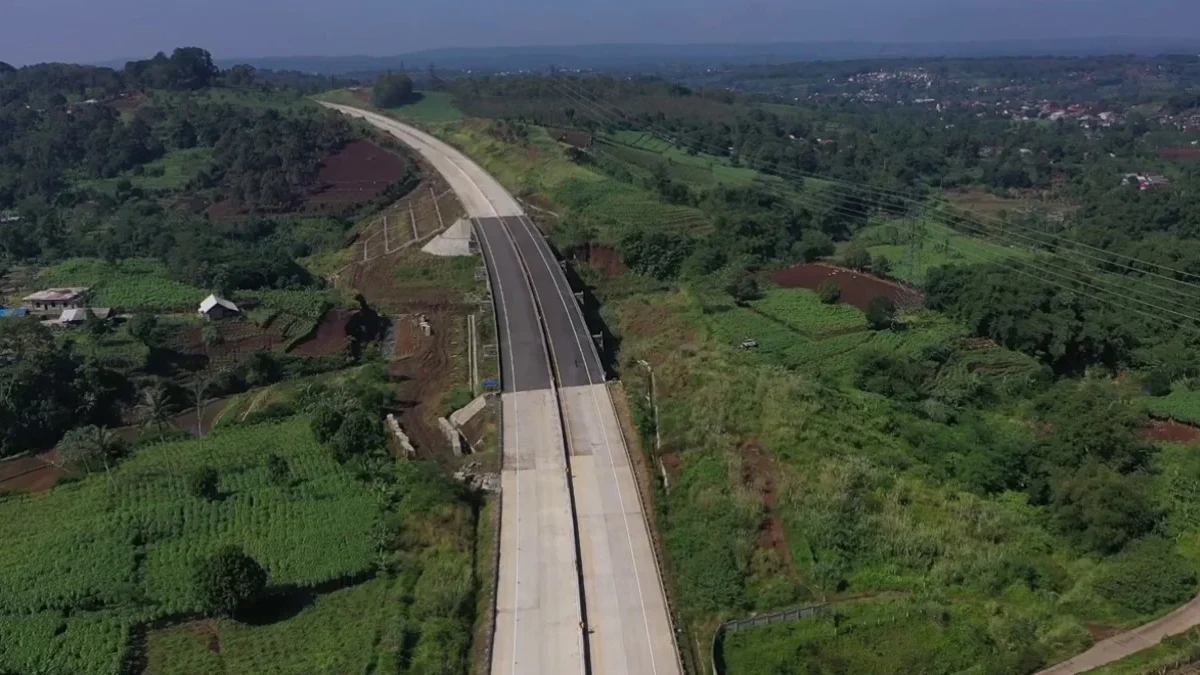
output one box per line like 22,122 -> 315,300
514,215 -> 662,675
495,217 -> 587,675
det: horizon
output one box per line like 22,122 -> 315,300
4,0 -> 1198,66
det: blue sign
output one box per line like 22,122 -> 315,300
483,378 -> 500,391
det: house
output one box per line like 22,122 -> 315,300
0,211 -> 19,224
198,294 -> 240,320
23,288 -> 88,313
58,308 -> 88,324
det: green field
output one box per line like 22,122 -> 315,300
598,131 -> 763,187
319,89 -> 464,124
1142,387 -> 1200,425
610,288 -> 1175,674
75,148 -> 214,195
39,258 -> 209,312
0,416 -> 479,675
852,218 -> 1038,284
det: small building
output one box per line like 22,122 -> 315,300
199,294 -> 240,321
0,307 -> 29,319
23,288 -> 88,313
90,308 -> 113,320
58,308 -> 88,324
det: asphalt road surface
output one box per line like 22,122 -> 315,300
325,102 -> 680,675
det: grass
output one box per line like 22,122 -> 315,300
433,121 -> 713,243
0,414 -> 481,675
39,258 -> 208,312
75,148 -> 214,195
1143,387 -> 1200,425
1087,627 -> 1200,675
852,218 -> 1038,284
607,289 -> 1118,673
391,242 -> 483,294
319,89 -> 464,124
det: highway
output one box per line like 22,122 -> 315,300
322,102 -> 681,675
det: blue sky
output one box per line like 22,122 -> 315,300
3,0 -> 1198,65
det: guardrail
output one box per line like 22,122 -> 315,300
710,604 -> 825,675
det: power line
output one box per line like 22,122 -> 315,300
551,75 -> 1200,286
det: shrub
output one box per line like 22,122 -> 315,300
441,388 -> 475,417
818,281 -> 841,305
329,410 -> 386,461
795,230 -> 835,262
194,545 -> 268,618
311,404 -> 345,444
842,241 -> 872,271
871,254 -> 893,277
266,453 -> 290,485
1145,369 -> 1173,397
188,466 -> 219,500
1097,537 -> 1196,616
865,296 -> 897,330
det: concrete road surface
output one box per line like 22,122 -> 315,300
324,103 -> 586,675
1036,592 -> 1200,674
505,215 -> 682,675
326,102 -> 681,675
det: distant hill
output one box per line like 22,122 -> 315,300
201,37 -> 1200,75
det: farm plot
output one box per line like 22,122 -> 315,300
39,258 -> 208,312
771,263 -> 921,311
304,139 -> 409,209
0,419 -> 381,675
1143,388 -> 1200,426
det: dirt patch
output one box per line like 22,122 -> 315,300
305,140 -> 409,208
740,440 -> 795,573
288,309 -> 354,357
771,263 -> 922,311
580,244 -> 627,276
169,321 -> 286,368
1086,623 -> 1123,642
389,312 -> 462,457
1160,147 -> 1200,162
660,451 -> 683,482
0,450 -> 63,494
1142,419 -> 1200,444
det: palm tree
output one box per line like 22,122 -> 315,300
190,375 -> 213,438
57,425 -> 127,484
137,385 -> 173,441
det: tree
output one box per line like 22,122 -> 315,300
726,273 -> 762,305
85,310 -> 111,337
842,241 -> 872,271
310,403 -> 345,444
871,255 -> 892,278
56,425 -> 128,477
136,385 -> 173,440
1144,369 -> 1172,397
128,313 -> 161,348
373,72 -> 415,107
266,454 -> 290,485
328,410 -> 386,461
865,296 -> 897,330
194,545 -> 268,618
1096,537 -> 1197,615
818,281 -> 841,304
189,466 -> 219,500
1052,465 -> 1159,554
794,230 -> 835,262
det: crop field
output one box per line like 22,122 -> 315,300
603,130 -> 762,186
854,218 -> 1037,285
1142,388 -> 1200,426
0,420 -> 377,674
702,289 -> 969,381
39,258 -> 208,312
0,414 -> 480,675
75,148 -> 215,195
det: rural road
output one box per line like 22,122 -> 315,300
1036,592 -> 1200,674
322,102 -> 681,675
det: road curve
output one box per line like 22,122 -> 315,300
322,102 -> 682,675
1036,592 -> 1200,674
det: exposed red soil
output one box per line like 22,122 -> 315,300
580,244 -> 628,276
0,450 -> 63,494
771,263 -> 923,311
740,440 -> 796,574
660,451 -> 683,482
306,140 -> 409,207
170,321 -> 286,367
1159,147 -> 1200,162
1142,419 -> 1200,444
1086,623 -> 1123,642
389,311 -> 458,457
288,309 -> 354,357
394,314 -> 425,360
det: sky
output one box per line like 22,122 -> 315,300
3,0 -> 1199,66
